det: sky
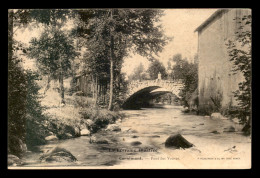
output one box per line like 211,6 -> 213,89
121,8 -> 218,76
14,9 -> 218,75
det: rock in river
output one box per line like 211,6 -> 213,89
40,147 -> 77,163
80,129 -> 90,136
85,119 -> 94,127
224,126 -> 236,132
211,112 -> 227,120
96,139 -> 109,144
45,135 -> 58,141
165,134 -> 193,149
211,130 -> 220,134
8,154 -> 22,166
131,141 -> 142,146
105,124 -> 121,132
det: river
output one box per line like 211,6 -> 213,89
19,105 -> 251,169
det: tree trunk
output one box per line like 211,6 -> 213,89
108,36 -> 114,111
44,73 -> 51,94
108,10 -> 114,111
59,62 -> 65,105
8,9 -> 13,65
94,76 -> 98,106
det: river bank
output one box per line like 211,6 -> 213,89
8,87 -> 123,167
9,105 -> 251,169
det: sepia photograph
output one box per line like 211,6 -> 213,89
7,8 -> 252,169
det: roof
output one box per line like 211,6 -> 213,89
194,9 -> 229,32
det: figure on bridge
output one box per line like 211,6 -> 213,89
157,72 -> 162,80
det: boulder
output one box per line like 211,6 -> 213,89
165,134 -> 193,149
224,126 -> 236,132
73,91 -> 84,96
115,119 -> 122,124
8,154 -> 22,166
211,113 -> 228,120
105,124 -> 121,132
65,133 -> 73,138
47,131 -> 54,136
40,147 -> 77,163
73,127 -> 80,137
127,129 -> 138,133
96,139 -> 109,144
131,141 -> 142,146
80,129 -> 90,136
232,118 -> 240,124
181,107 -> 189,113
211,130 -> 220,134
89,135 -> 97,143
85,119 -> 94,127
80,123 -> 87,130
211,112 -> 222,119
45,135 -> 58,141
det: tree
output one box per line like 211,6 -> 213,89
168,54 -> 198,109
75,9 -> 169,110
169,54 -> 186,80
147,59 -> 167,80
8,9 -> 75,156
27,10 -> 78,104
226,15 -> 251,135
28,30 -> 77,104
128,62 -> 147,81
8,9 -> 46,156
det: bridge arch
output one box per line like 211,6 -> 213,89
122,80 -> 183,109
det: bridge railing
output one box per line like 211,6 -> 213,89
128,79 -> 183,85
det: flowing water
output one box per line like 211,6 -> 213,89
19,105 -> 251,169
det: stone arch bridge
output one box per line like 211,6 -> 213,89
122,79 -> 184,109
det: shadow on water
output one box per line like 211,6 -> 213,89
123,103 -> 174,110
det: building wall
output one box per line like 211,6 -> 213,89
198,9 -> 251,113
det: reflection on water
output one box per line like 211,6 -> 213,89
21,105 -> 251,168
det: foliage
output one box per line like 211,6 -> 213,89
226,15 -> 251,134
26,10 -> 78,103
28,30 -> 77,79
8,56 -> 48,155
168,54 -> 198,109
113,72 -> 129,110
74,9 -> 169,110
147,59 -> 167,80
24,70 -> 47,144
8,9 -> 76,156
8,57 -> 27,157
128,62 -> 148,81
79,108 -> 122,133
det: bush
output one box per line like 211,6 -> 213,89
79,108 -> 121,133
25,71 -> 49,150
8,58 -> 27,157
8,58 -> 48,155
197,104 -> 215,116
226,15 -> 251,135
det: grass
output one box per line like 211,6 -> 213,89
38,87 -> 83,140
38,87 -> 122,138
33,77 -> 123,144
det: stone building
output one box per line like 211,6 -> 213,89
195,9 -> 251,113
